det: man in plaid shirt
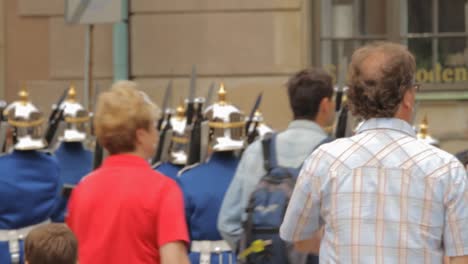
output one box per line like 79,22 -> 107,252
280,42 -> 468,264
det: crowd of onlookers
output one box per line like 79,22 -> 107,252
19,41 -> 468,264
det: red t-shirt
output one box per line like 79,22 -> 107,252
66,154 -> 189,264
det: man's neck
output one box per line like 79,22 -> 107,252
293,117 -> 327,128
393,112 -> 412,125
293,117 -> 316,123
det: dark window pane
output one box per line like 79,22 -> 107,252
439,37 -> 467,67
439,0 -> 466,32
408,0 -> 432,33
408,38 -> 432,69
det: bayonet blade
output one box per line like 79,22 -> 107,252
188,65 -> 197,102
248,92 -> 263,122
161,80 -> 173,112
203,82 -> 215,112
44,86 -> 72,146
94,82 -> 101,109
49,86 -> 71,122
245,92 -> 263,134
186,65 -> 197,125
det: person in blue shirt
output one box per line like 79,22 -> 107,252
0,89 -> 61,264
218,69 -> 336,264
178,84 -> 245,264
154,102 -> 189,180
53,85 -> 93,222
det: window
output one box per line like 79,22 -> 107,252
314,0 -> 468,96
404,0 -> 468,88
318,0 -> 387,84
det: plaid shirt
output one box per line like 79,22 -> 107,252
280,118 -> 468,263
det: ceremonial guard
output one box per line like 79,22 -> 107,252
0,89 -> 61,264
53,85 -> 93,221
154,102 -> 189,179
416,114 -> 440,147
178,84 -> 244,264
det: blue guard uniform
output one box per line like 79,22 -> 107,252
0,151 -> 61,264
178,152 -> 240,264
0,89 -> 61,264
178,83 -> 246,264
53,85 -> 93,221
54,142 -> 92,221
154,162 -> 184,180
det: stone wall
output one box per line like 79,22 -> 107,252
7,0 -> 307,132
2,0 -> 468,154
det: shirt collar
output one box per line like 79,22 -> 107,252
356,118 -> 416,138
287,120 -> 327,136
102,153 -> 151,168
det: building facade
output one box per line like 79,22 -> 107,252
0,0 -> 467,153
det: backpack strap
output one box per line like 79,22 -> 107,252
264,134 -> 333,173
261,133 -> 274,172
318,136 -> 334,146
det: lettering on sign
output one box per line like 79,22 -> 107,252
325,63 -> 468,84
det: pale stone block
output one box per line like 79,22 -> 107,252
5,0 -> 50,101
131,12 -> 301,76
49,17 -> 113,79
18,0 -> 64,16
442,140 -> 468,156
131,0 -> 301,13
416,101 -> 468,136
415,101 -> 468,154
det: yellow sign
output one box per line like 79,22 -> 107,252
415,63 -> 467,83
326,63 -> 468,84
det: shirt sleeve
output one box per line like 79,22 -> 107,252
156,180 -> 190,247
217,143 -> 264,251
217,161 -> 246,250
280,149 -> 324,242
443,160 -> 468,256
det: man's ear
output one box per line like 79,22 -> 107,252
319,97 -> 332,114
401,89 -> 415,110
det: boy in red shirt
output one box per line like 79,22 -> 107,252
67,81 -> 190,264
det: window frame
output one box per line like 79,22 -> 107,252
312,0 -> 468,100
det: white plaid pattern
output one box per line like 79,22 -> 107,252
280,118 -> 468,263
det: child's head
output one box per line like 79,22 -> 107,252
24,223 -> 78,264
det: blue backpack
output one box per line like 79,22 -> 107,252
238,134 -> 331,264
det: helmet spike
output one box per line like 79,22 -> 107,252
418,114 -> 429,139
176,99 -> 186,119
218,83 -> 227,103
19,87 -> 29,104
67,84 -> 77,102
